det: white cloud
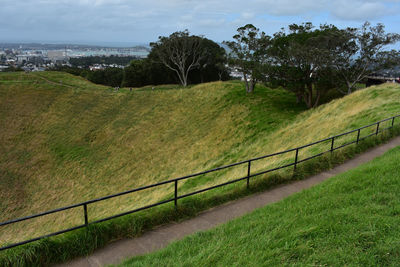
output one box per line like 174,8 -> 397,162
331,0 -> 389,20
0,0 -> 399,43
241,12 -> 256,20
256,0 -> 328,16
198,18 -> 226,27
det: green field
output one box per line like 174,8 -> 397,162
119,146 -> 400,266
0,71 -> 399,265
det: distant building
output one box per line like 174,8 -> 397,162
16,55 -> 28,63
90,64 -> 104,71
47,50 -> 68,63
6,59 -> 16,65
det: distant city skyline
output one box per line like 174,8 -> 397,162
0,40 -> 149,48
1,0 -> 400,45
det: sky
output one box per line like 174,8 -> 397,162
1,0 -> 400,46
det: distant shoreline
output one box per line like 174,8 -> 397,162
0,42 -> 151,50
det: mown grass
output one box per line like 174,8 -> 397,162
119,143 -> 400,267
0,72 -> 399,266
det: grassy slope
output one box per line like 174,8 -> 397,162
0,71 -> 399,250
120,146 -> 400,267
0,72 -> 305,245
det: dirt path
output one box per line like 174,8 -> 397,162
31,73 -> 76,88
58,136 -> 400,267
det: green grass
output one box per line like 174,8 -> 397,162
119,145 -> 400,267
0,72 -> 399,266
0,72 -> 305,245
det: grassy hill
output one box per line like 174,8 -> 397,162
0,71 -> 399,262
119,146 -> 400,266
0,72 -> 305,246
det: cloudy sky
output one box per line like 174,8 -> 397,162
1,0 -> 400,46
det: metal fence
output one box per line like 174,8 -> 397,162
1,115 -> 399,251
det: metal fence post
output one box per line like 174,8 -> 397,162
83,204 -> 88,226
174,180 -> 178,208
294,148 -> 299,171
247,161 -> 251,189
4,115 -> 400,253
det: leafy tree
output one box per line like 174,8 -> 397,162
188,38 -> 229,83
122,60 -> 151,87
122,58 -> 177,87
85,69 -> 105,84
150,30 -> 205,87
103,67 -> 124,87
329,22 -> 400,94
224,24 -> 270,93
269,23 -> 345,108
84,67 -> 123,87
126,33 -> 229,87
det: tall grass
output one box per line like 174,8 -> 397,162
0,72 -> 399,265
0,72 -> 304,246
1,123 -> 399,267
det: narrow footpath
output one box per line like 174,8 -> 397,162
31,73 -> 76,88
59,136 -> 400,267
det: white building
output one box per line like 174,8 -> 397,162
16,55 -> 28,63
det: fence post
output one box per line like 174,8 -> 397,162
330,137 -> 335,153
174,180 -> 178,208
376,122 -> 380,136
83,204 -> 88,226
247,160 -> 251,189
294,148 -> 299,171
356,129 -> 361,144
392,117 -> 395,128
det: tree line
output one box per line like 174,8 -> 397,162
58,21 -> 399,109
58,33 -> 230,88
225,22 -> 400,108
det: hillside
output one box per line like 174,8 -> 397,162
0,71 -> 399,248
0,72 -> 304,245
119,146 -> 400,266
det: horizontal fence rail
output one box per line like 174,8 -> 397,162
1,115 -> 400,251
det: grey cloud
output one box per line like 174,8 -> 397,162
0,0 -> 398,43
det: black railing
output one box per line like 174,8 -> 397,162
1,115 -> 399,251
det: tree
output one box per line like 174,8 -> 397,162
84,67 -> 123,87
188,38 -> 229,83
103,67 -> 124,87
150,30 -> 205,87
329,22 -> 400,94
224,24 -> 270,93
269,23 -> 335,108
122,60 -> 151,87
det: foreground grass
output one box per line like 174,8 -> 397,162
119,146 -> 400,267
